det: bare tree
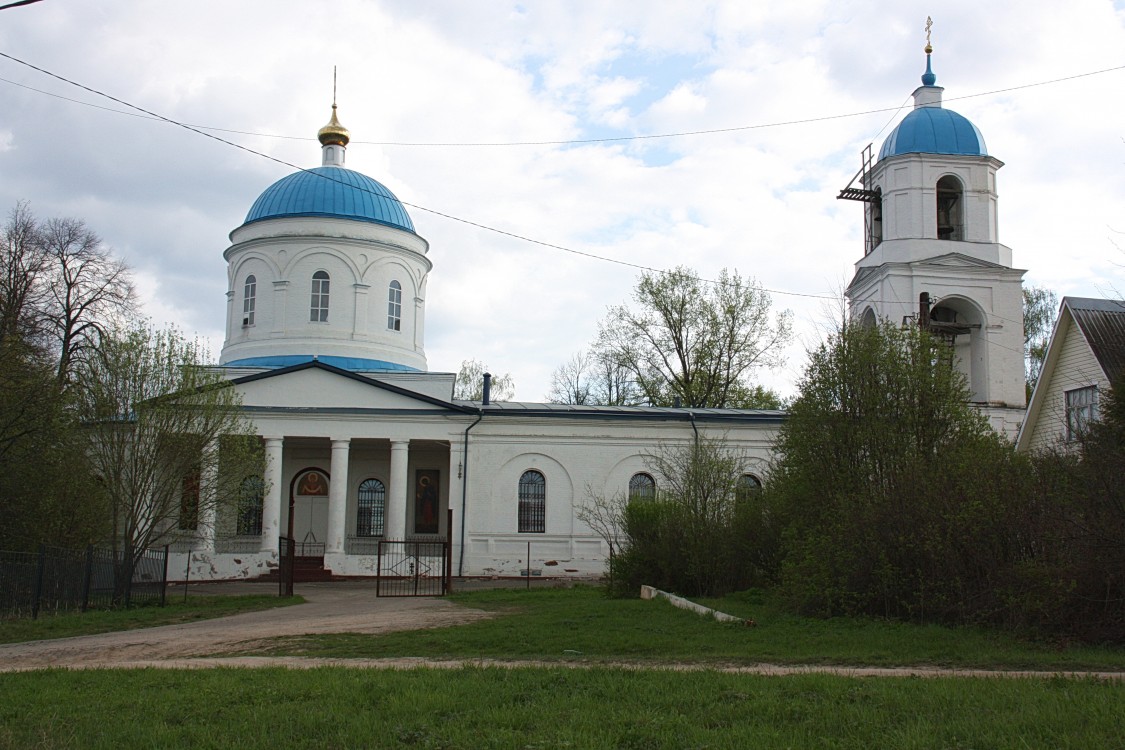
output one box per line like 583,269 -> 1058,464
0,202 -> 49,346
547,348 -> 645,406
547,350 -> 593,404
575,485 -> 627,559
78,325 -> 261,600
42,217 -> 135,387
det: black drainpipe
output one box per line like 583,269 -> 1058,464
458,408 -> 484,576
688,409 -> 699,444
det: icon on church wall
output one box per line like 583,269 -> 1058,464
296,470 -> 328,496
414,469 -> 440,534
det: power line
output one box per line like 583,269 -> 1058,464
0,0 -> 46,10
2,62 -> 1123,148
0,49 -> 829,298
0,49 -> 1086,325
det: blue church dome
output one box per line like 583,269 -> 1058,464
242,166 -> 416,233
878,106 -> 987,161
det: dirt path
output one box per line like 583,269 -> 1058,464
2,581 -> 1123,680
0,581 -> 492,672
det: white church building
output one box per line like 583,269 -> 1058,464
173,46 -> 1026,582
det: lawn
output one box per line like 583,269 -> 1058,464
0,595 -> 302,644
242,585 -> 1125,672
1,665 -> 1123,749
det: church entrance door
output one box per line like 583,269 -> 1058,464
290,468 -> 329,555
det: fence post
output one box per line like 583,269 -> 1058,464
445,509 -> 453,595
81,544 -> 93,612
526,541 -> 531,591
160,545 -> 169,607
31,544 -> 46,620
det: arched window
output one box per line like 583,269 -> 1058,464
357,478 -> 386,537
242,275 -> 256,326
936,175 -> 964,241
310,271 -> 330,322
237,475 -> 264,536
518,470 -> 546,533
388,280 -> 402,331
628,472 -> 656,503
737,474 -> 763,502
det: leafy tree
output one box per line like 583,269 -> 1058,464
769,321 -> 1026,622
596,267 -> 792,408
453,358 -> 515,401
76,324 -> 261,599
0,337 -> 107,551
1023,286 -> 1058,399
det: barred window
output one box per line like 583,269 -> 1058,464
518,470 -> 546,533
237,475 -> 264,536
357,478 -> 386,537
242,275 -> 256,326
737,474 -> 763,502
388,280 -> 402,331
1066,386 -> 1099,442
628,472 -> 655,503
310,271 -> 330,322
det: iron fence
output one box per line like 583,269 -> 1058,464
278,536 -> 294,597
376,539 -> 450,597
0,544 -> 168,619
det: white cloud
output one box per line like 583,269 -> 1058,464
1,0 -> 1123,402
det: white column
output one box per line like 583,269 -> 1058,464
326,438 -> 350,554
197,439 -> 219,552
386,439 -> 410,540
261,437 -> 284,553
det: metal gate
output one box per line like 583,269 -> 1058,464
376,539 -> 450,597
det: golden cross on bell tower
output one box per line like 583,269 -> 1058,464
925,16 -> 933,53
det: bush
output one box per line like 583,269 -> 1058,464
608,436 -> 779,598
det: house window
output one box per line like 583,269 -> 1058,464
936,175 -> 964,241
628,472 -> 656,503
179,471 -> 200,531
237,475 -> 264,536
1065,386 -> 1099,442
357,478 -> 386,537
388,280 -> 402,331
242,275 -> 256,326
310,271 -> 330,322
518,470 -> 546,533
737,474 -> 763,501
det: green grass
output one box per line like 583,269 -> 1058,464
244,586 -> 1125,671
1,666 -> 1123,749
0,595 -> 302,644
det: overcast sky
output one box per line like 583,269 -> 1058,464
2,0 -> 1124,400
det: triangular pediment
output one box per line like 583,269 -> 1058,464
229,362 -> 468,413
911,252 -> 1007,270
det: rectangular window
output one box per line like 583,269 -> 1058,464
310,274 -> 330,322
1065,385 -> 1099,442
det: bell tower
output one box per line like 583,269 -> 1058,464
839,26 -> 1026,433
